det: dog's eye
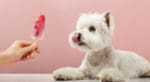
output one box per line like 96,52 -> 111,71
89,26 -> 96,32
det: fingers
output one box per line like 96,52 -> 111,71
19,41 -> 34,47
17,40 -> 40,54
22,43 -> 39,53
30,51 -> 36,59
20,44 -> 40,61
13,40 -> 40,62
20,51 -> 36,61
15,40 -> 39,47
35,47 -> 40,54
15,40 -> 32,45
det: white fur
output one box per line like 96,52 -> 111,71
52,12 -> 150,82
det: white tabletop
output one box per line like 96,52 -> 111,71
0,74 -> 150,82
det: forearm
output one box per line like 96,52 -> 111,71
0,51 -> 13,66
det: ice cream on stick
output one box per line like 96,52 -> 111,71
20,15 -> 45,60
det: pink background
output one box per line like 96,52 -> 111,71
0,0 -> 150,73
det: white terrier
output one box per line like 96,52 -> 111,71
52,12 -> 150,82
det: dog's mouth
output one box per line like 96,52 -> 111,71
78,41 -> 92,50
78,41 -> 86,46
72,37 -> 91,49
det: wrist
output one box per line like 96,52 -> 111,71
0,50 -> 16,65
0,50 -> 10,65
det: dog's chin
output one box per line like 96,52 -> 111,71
71,41 -> 90,52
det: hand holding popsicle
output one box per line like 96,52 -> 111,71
0,15 -> 46,66
0,40 -> 40,66
19,14 -> 46,61
29,14 -> 46,58
19,14 -> 45,61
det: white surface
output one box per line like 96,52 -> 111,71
0,74 -> 52,82
0,74 -> 150,82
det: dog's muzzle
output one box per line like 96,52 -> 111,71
72,32 -> 81,44
72,32 -> 86,46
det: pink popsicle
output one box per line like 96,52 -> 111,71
31,14 -> 46,40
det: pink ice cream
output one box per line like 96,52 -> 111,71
32,14 -> 46,40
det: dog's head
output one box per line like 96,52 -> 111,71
69,12 -> 115,52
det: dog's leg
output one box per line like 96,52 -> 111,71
97,68 -> 126,82
52,67 -> 85,81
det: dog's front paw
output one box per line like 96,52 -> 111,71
98,74 -> 125,82
98,74 -> 114,82
52,67 -> 84,81
97,70 -> 125,82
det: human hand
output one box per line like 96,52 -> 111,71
4,40 -> 40,64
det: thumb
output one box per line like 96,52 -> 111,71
22,43 -> 38,53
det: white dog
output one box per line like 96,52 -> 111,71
52,12 -> 150,82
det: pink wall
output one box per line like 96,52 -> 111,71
0,0 -> 150,73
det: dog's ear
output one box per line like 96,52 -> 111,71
103,12 -> 110,27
